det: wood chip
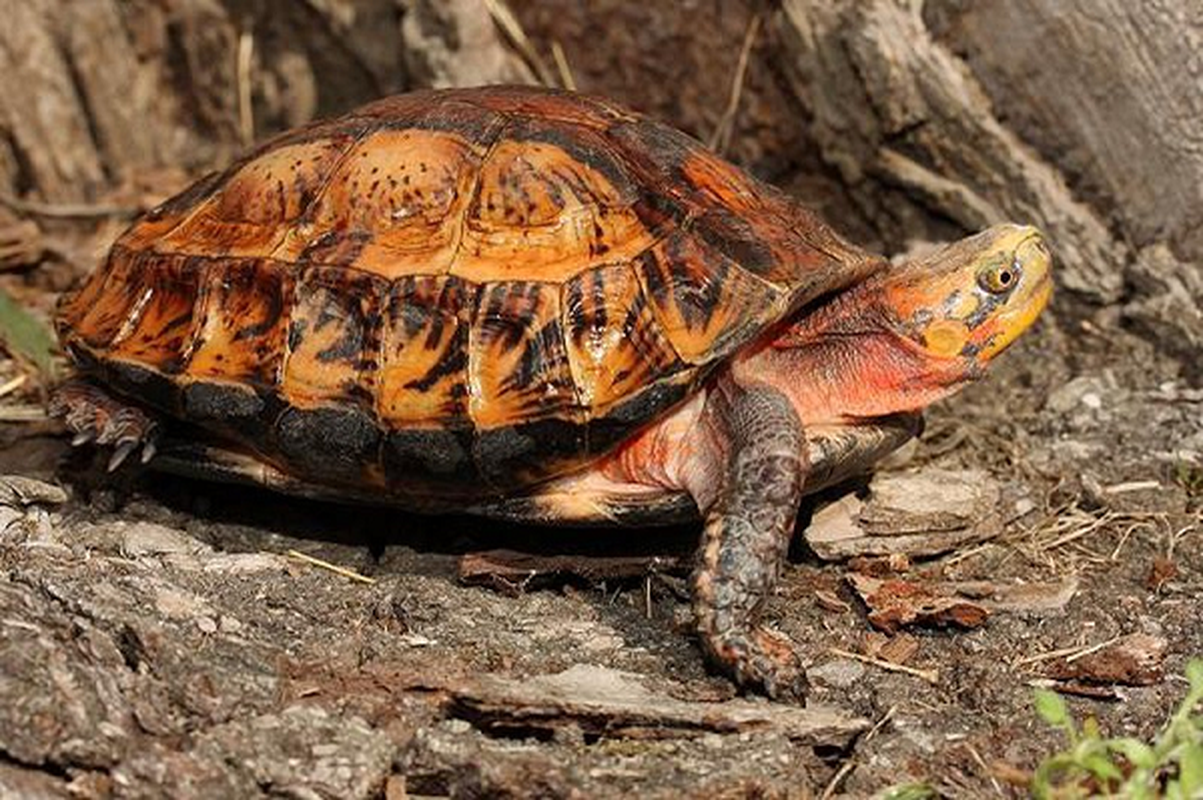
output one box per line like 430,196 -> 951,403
449,664 -> 869,746
847,573 -> 990,633
948,577 -> 1080,614
0,405 -> 47,423
849,573 -> 1078,634
864,632 -> 920,666
1029,678 -> 1121,701
0,374 -> 27,398
805,468 -> 1002,560
860,468 -> 998,534
814,589 -> 851,613
458,549 -> 682,595
0,474 -> 67,507
1146,556 -> 1177,591
1043,633 -> 1167,686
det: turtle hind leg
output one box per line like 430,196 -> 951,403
49,379 -> 159,471
692,382 -> 810,702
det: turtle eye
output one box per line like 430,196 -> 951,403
978,260 -> 1021,294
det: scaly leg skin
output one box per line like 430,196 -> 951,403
693,382 -> 809,702
48,379 -> 159,471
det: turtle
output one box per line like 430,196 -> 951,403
51,85 -> 1052,701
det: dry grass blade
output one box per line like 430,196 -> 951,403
237,29 -> 256,147
1012,635 -> 1122,668
1020,507 -> 1175,573
0,374 -> 27,398
863,705 -> 897,743
0,287 -> 59,381
483,0 -> 559,87
828,647 -> 939,684
551,40 -> 577,91
0,193 -> 138,220
1042,510 -> 1117,550
708,12 -> 762,154
818,706 -> 895,800
819,760 -> 856,800
286,549 -> 376,585
0,405 -> 47,422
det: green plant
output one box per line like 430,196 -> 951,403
1032,660 -> 1203,799
0,285 -> 59,380
1172,461 -> 1203,499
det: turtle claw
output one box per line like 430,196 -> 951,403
50,380 -> 159,471
107,439 -> 139,472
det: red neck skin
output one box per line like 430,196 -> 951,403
730,281 -> 976,426
597,279 -> 978,500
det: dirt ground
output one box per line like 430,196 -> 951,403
0,209 -> 1199,800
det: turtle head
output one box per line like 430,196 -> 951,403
738,223 -> 1051,424
883,223 -> 1053,372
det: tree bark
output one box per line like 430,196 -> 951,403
0,0 -> 527,202
771,0 -> 1123,304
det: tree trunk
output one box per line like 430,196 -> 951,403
0,0 -> 527,202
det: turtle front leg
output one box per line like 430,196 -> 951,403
49,379 -> 159,471
692,382 -> 809,702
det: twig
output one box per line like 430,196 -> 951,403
483,0 -> 558,87
942,541 -> 993,568
829,647 -> 940,684
965,742 -> 1003,796
1012,635 -> 1122,668
551,41 -> 577,91
0,193 -> 138,220
708,12 -> 762,154
287,549 -> 376,585
0,405 -> 47,422
1169,524 -> 1196,561
820,760 -> 856,800
0,374 -> 27,398
819,705 -> 893,800
1109,518 -> 1148,561
1042,510 -> 1116,550
863,705 -> 896,743
237,29 -> 256,147
1104,480 -> 1161,494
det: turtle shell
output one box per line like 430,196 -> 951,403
55,85 -> 882,498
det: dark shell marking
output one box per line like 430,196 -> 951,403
56,86 -> 882,498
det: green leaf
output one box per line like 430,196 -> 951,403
1082,715 -> 1101,739
1032,755 -> 1093,800
1109,738 -> 1157,770
1178,742 -> 1203,795
1081,751 -> 1122,783
0,285 -> 58,379
1035,688 -> 1072,729
1185,659 -> 1203,693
